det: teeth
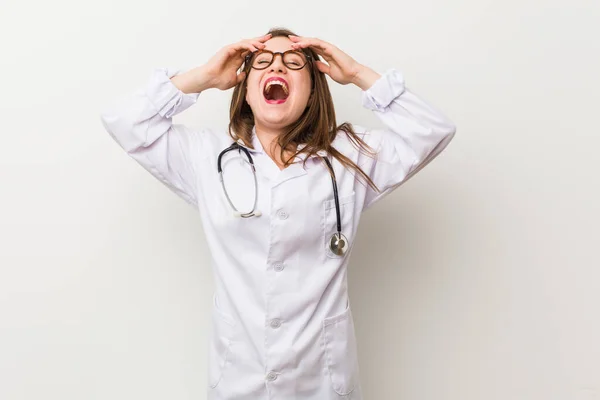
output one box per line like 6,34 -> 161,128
265,80 -> 289,95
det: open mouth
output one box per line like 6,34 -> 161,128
263,78 -> 289,104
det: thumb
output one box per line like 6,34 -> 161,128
315,60 -> 330,75
236,71 -> 247,85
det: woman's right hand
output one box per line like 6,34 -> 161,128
204,34 -> 272,91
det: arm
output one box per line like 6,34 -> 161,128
99,67 -> 211,208
99,35 -> 272,209
287,36 -> 457,211
355,66 -> 457,211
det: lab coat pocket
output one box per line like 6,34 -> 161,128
322,301 -> 359,396
323,191 -> 356,259
208,293 -> 236,389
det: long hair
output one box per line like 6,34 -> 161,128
228,27 -> 381,193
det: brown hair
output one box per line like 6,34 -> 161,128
228,27 -> 381,193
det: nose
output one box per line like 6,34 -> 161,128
269,53 -> 287,73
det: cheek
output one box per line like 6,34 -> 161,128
245,88 -> 256,108
245,76 -> 263,105
298,75 -> 312,100
296,81 -> 312,103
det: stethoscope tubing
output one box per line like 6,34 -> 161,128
217,142 -> 347,254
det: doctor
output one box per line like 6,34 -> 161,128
100,27 -> 456,400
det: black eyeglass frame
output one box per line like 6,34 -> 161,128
244,49 -> 313,71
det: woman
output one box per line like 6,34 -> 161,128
100,27 -> 456,400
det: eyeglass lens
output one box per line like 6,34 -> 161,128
252,51 -> 307,70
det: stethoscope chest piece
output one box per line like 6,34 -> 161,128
329,232 -> 349,256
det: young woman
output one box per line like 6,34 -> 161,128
100,27 -> 456,400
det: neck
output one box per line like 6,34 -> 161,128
254,122 -> 297,166
254,122 -> 286,155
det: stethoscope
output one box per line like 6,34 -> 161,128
217,141 -> 349,256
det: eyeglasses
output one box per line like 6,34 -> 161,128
245,49 -> 312,70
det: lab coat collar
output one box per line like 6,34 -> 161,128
235,126 -> 328,162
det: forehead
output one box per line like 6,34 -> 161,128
263,36 -> 294,52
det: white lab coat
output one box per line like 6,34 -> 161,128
100,67 -> 456,399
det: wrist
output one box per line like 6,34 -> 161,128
171,65 -> 216,94
352,64 -> 381,91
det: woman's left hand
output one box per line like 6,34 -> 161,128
288,35 -> 364,86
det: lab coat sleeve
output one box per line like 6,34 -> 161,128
100,67 -> 206,209
356,68 -> 457,211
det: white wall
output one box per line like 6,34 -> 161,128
1,0 -> 599,398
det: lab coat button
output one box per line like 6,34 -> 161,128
270,318 -> 282,328
273,262 -> 284,272
266,371 -> 278,381
277,210 -> 289,220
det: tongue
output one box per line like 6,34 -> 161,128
267,86 -> 288,101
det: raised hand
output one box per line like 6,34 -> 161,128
288,35 -> 363,85
288,35 -> 381,90
204,34 -> 272,91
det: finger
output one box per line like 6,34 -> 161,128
236,70 -> 247,84
289,36 -> 331,52
296,41 -> 330,54
251,40 -> 266,49
232,43 -> 257,53
291,43 -> 330,61
255,33 -> 272,42
291,41 -> 325,54
290,40 -> 331,58
315,60 -> 330,75
240,44 -> 263,60
234,39 -> 267,59
231,42 -> 259,56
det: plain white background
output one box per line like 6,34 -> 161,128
1,0 -> 599,398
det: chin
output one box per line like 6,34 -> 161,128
257,108 -> 299,127
259,116 -> 293,129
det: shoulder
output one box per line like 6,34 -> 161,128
204,127 -> 234,149
182,126 -> 233,161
